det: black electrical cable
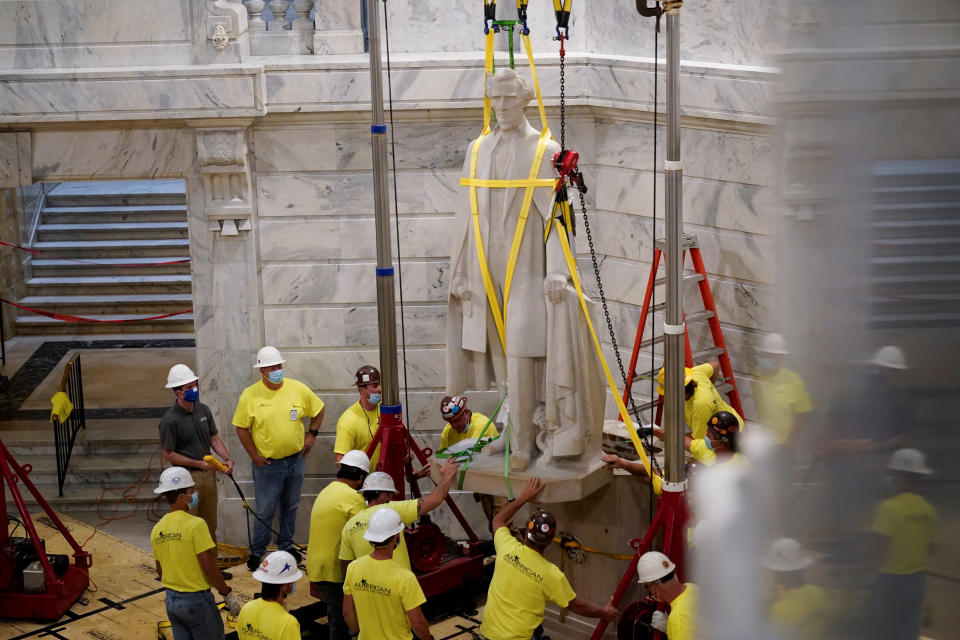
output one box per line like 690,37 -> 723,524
382,0 -> 412,419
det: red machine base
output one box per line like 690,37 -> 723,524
0,564 -> 89,620
417,549 -> 489,599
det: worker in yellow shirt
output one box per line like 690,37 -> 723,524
343,508 -> 431,640
636,551 -> 697,640
764,537 -> 830,640
233,345 -> 326,570
335,365 -> 382,468
438,395 -> 502,531
438,395 -> 497,450
237,550 -> 302,640
868,448 -> 936,640
638,410 -> 745,468
340,462 -> 459,572
479,478 -> 617,640
151,467 -> 241,640
305,450 -> 370,640
752,334 -> 813,448
658,361 -> 742,439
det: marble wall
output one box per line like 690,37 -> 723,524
0,0 -> 783,606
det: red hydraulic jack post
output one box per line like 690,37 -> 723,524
0,438 -> 92,620
365,406 -> 489,598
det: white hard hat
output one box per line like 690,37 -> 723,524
635,551 -> 676,584
361,471 -> 397,493
869,345 -> 907,370
154,467 -> 195,494
253,346 -> 286,368
764,538 -> 814,572
339,450 -> 371,474
888,448 -> 932,475
251,550 -> 303,584
363,507 -> 405,543
165,364 -> 198,389
758,333 -> 789,355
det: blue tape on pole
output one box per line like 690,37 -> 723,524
381,404 -> 402,415
376,267 -> 394,277
371,124 -> 387,134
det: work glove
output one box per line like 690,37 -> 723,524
638,425 -> 655,438
650,610 -> 667,633
223,590 -> 242,617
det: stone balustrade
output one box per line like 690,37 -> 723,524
244,0 -> 364,55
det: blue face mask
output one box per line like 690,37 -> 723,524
288,582 -> 297,595
703,437 -> 714,451
368,393 -> 382,405
183,386 -> 199,403
757,355 -> 777,372
268,370 -> 284,384
188,491 -> 199,510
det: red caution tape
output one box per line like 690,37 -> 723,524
0,240 -> 190,267
0,299 -> 192,324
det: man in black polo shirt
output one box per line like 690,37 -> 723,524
159,364 -> 234,546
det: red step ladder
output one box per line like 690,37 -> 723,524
620,233 -> 744,425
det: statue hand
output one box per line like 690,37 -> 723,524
544,273 -> 569,304
451,277 -> 472,302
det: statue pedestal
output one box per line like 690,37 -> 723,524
429,454 -> 611,503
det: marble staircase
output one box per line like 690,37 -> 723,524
4,418 -> 163,517
16,181 -> 195,335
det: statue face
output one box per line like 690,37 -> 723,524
491,87 -> 528,130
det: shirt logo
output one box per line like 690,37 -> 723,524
353,577 -> 391,596
241,623 -> 271,640
503,552 -> 543,583
349,520 -> 368,535
199,416 -> 207,422
154,531 -> 183,544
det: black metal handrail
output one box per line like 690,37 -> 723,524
53,353 -> 85,496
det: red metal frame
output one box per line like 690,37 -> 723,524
364,408 -> 487,595
590,488 -> 689,640
0,439 -> 91,620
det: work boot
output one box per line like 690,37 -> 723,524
246,554 -> 262,571
286,548 -> 303,565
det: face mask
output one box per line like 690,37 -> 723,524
188,492 -> 199,510
288,582 -> 297,595
757,356 -> 776,372
704,438 -> 714,451
183,386 -> 199,403
368,393 -> 382,405
268,370 -> 284,384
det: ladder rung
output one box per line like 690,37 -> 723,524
654,273 -> 704,287
627,397 -> 661,417
655,234 -> 699,252
685,309 -> 715,323
715,381 -> 735,395
638,335 -> 666,350
692,346 -> 725,362
631,366 -> 661,382
651,302 -> 666,313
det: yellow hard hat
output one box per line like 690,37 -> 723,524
656,366 -> 694,395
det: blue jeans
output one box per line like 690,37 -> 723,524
251,453 -> 305,556
165,589 -> 223,640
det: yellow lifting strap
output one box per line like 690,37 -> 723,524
543,191 -> 574,244
548,217 -> 654,476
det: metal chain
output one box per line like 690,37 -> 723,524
559,36 -> 566,150
576,185 -> 663,476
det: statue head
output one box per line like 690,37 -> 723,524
487,68 -> 536,131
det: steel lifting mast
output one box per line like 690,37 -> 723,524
363,0 -> 487,598
594,2 -> 689,638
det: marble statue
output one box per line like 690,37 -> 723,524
446,68 -> 605,471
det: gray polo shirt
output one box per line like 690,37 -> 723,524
158,401 -> 218,462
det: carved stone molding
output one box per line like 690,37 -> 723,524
194,126 -> 253,236
206,0 -> 248,50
